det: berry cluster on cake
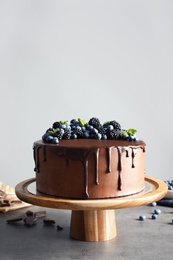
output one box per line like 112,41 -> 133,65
34,117 -> 146,200
42,117 -> 137,144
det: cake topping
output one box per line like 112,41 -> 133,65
42,117 -> 137,144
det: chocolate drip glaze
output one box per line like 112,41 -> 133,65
106,148 -> 112,173
131,148 -> 136,168
94,149 -> 99,185
33,144 -> 42,173
117,147 -> 122,191
116,146 -> 144,190
33,140 -> 146,198
125,148 -> 129,157
49,146 -> 99,198
126,147 -> 145,169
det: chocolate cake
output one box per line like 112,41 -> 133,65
33,118 -> 146,199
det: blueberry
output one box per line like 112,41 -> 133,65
46,135 -> 54,142
60,129 -> 64,134
60,124 -> 67,129
71,133 -> 77,139
150,202 -> 157,207
71,125 -> 76,130
66,125 -> 71,130
85,123 -> 90,130
70,119 -> 78,125
152,214 -> 158,219
93,128 -> 98,134
154,208 -> 161,215
121,134 -> 129,140
52,137 -> 59,144
42,132 -> 50,141
130,135 -> 136,141
95,133 -> 102,140
106,125 -> 114,131
165,180 -> 173,190
82,131 -> 89,138
128,135 -> 136,141
139,215 -> 146,221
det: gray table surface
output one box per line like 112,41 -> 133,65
0,203 -> 172,260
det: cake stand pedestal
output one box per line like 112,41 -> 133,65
15,176 -> 167,242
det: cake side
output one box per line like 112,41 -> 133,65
34,139 -> 146,199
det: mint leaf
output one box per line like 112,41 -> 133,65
127,129 -> 137,135
60,120 -> 68,125
120,130 -> 128,136
49,129 -> 59,134
78,118 -> 85,127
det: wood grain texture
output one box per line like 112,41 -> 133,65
15,176 -> 167,242
70,210 -> 116,241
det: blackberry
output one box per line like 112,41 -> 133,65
97,124 -> 106,135
74,127 -> 83,138
56,131 -> 64,140
109,120 -> 121,131
107,129 -> 120,140
62,129 -> 71,139
88,117 -> 100,128
52,121 -> 61,129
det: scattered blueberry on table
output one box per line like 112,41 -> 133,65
154,208 -> 161,215
149,202 -> 157,207
151,208 -> 161,219
139,215 -> 146,221
152,214 -> 158,220
164,180 -> 173,190
138,203 -> 163,221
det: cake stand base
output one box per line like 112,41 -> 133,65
15,176 -> 167,242
70,209 -> 116,241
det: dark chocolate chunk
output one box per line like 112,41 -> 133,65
26,210 -> 34,216
43,219 -> 56,225
34,211 -> 46,218
6,214 -> 27,223
57,225 -> 63,231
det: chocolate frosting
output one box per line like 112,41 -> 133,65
33,139 -> 145,198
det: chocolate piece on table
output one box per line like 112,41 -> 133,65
43,219 -> 55,225
24,211 -> 47,227
6,214 -> 27,223
57,225 -> 63,231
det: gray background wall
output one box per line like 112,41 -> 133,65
0,0 -> 173,187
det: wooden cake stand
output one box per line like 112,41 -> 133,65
15,176 -> 167,242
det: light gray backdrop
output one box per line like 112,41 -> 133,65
0,0 -> 173,187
